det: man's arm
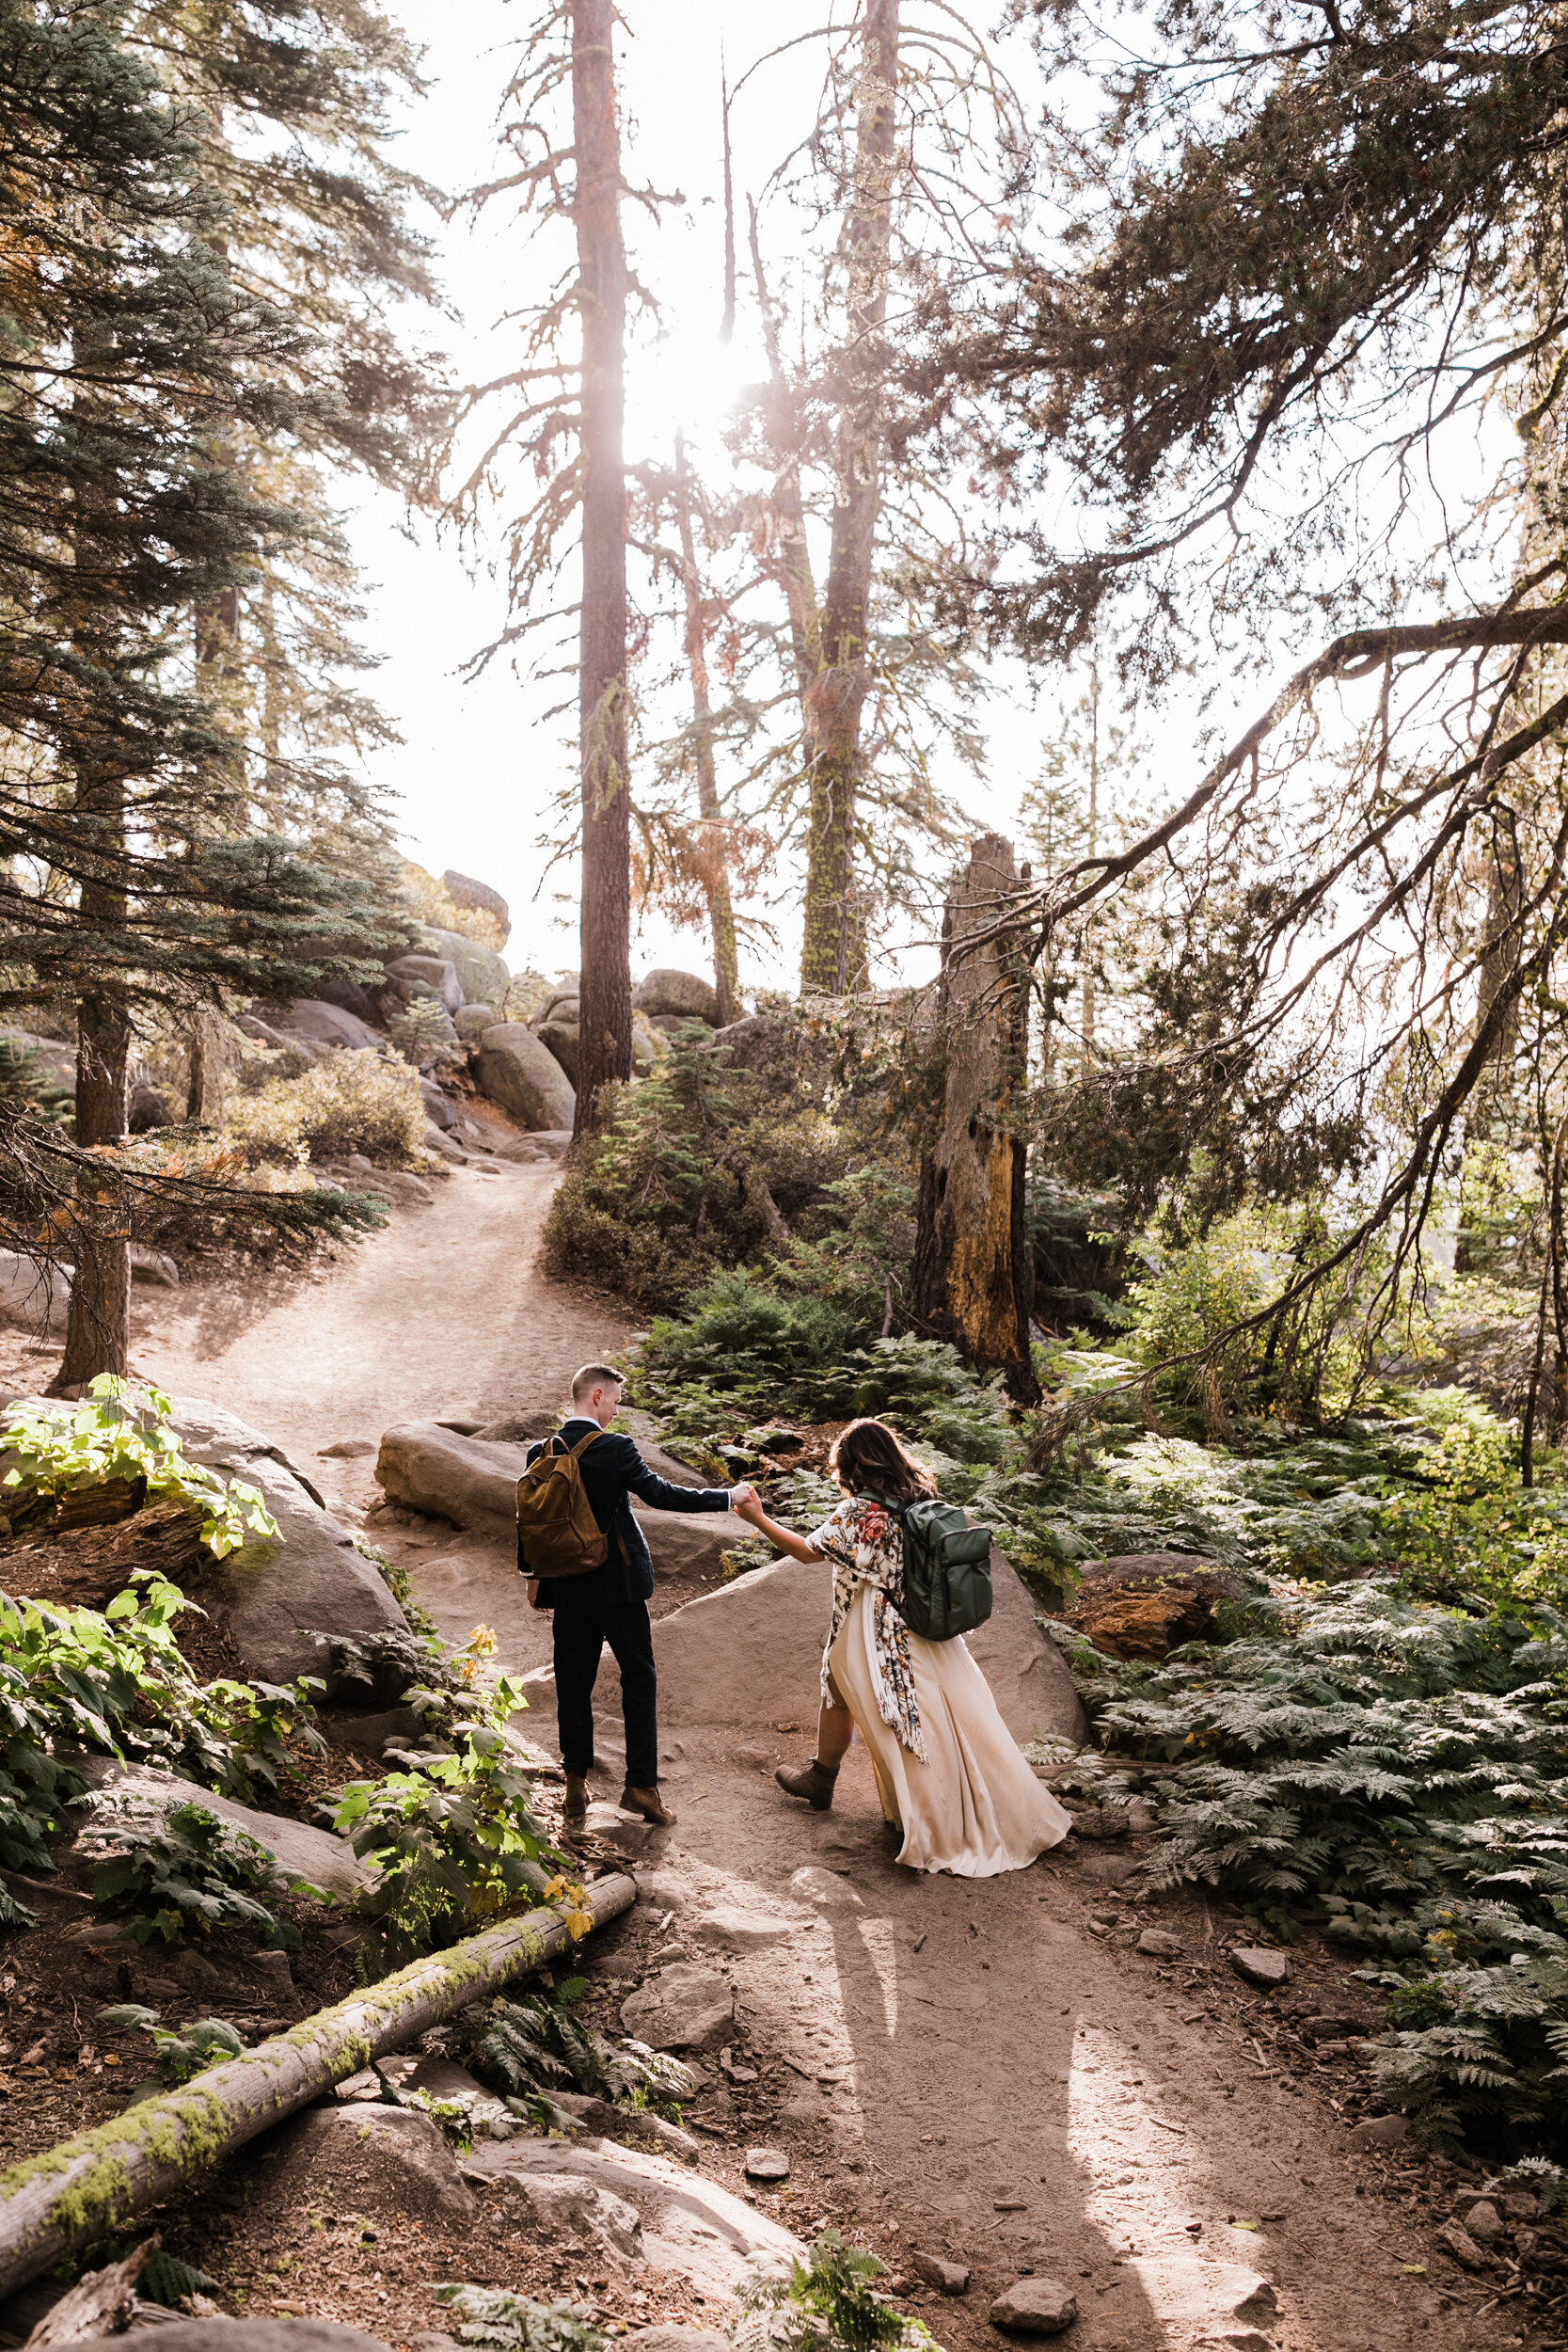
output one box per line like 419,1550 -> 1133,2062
618,1437 -> 741,1516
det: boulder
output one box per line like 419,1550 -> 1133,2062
280,999 -> 384,1051
420,1077 -> 456,1130
441,871 -> 511,937
632,1016 -> 667,1072
989,2278 -> 1078,2336
537,1019 -> 579,1086
239,1012 -> 325,1064
578,1548 -> 1088,1744
549,2089 -> 700,2162
620,1962 -> 735,2051
128,1085 -> 176,1133
374,1421 -> 742,1568
649,1012 -> 714,1038
0,1250 -> 70,1333
493,1129 -> 572,1163
633,970 -> 720,1025
419,925 -> 510,1012
130,1247 -> 180,1288
969,1549 -> 1091,1747
454,1005 -> 496,1041
386,954 -> 464,1014
709,1015 -> 794,1078
375,2052 -> 514,2137
314,977 -> 382,1026
475,1023 -> 577,1131
260,2103 -> 475,2229
467,2132 -> 802,2300
71,1756 -> 372,1899
174,1397 -> 409,1686
500,2171 -> 642,2264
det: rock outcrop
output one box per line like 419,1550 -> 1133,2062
71,1757 -> 372,1899
384,954 -> 463,1016
418,925 -> 510,1012
633,970 -> 719,1025
440,871 -> 510,937
174,1399 -> 409,1687
373,1421 -> 747,1574
474,1024 -> 577,1131
277,1000 -> 384,1052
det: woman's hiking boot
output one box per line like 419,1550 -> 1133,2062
563,1773 -> 588,1825
776,1758 -> 838,1811
621,1783 -> 677,1826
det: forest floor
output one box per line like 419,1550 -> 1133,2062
0,1152 -> 1539,2352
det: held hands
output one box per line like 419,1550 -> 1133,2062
730,1481 -> 760,1516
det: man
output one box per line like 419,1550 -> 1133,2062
522,1362 -> 754,1827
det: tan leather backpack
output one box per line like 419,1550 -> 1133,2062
515,1431 -> 610,1578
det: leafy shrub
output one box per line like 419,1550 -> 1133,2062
99,2003 -> 245,2083
332,1637 -> 573,1959
733,2232 -> 935,2352
474,1979 -> 694,2118
83,1794 -> 312,1947
432,2286 -> 604,2352
1,1376 -> 278,1557
543,1029 -> 908,1316
224,1050 -> 424,1168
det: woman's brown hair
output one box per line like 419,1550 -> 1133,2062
828,1418 -> 938,1503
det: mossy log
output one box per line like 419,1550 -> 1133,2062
0,1871 -> 636,2299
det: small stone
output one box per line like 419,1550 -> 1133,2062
989,2277 -> 1078,2335
1349,2114 -> 1408,2147
333,2068 -> 383,2104
744,2147 -> 790,2182
1502,2190 -> 1540,2222
620,1963 -> 736,2053
732,1746 -> 771,1770
1464,2199 -> 1503,2244
1229,1945 -> 1290,1990
1135,1929 -> 1183,1960
319,1438 -> 376,1459
1233,2277 -> 1277,2321
1219,2334 -> 1275,2352
1438,2218 -> 1488,2270
584,1801 -> 656,1856
911,2251 -> 971,2294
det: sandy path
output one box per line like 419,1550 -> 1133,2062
130,1167 -> 1482,2352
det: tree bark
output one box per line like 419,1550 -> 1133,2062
799,0 -> 898,996
0,1874 -> 636,2301
572,0 -> 632,1136
673,435 -> 738,1025
911,833 -> 1039,1404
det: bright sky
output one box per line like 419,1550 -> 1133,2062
341,0 -> 1057,995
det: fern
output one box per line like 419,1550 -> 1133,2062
474,1986 -> 694,2115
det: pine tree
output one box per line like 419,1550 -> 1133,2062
0,0 -> 407,1384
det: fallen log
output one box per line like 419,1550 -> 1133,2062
0,1871 -> 636,2300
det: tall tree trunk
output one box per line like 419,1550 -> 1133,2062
53,323 -> 131,1394
911,833 -> 1039,1404
1081,648 -> 1100,1070
799,0 -> 898,997
673,434 -> 738,1025
572,0 -> 632,1137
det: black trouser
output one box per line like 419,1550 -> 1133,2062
552,1599 -> 657,1789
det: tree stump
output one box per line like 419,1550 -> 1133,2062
911,833 -> 1039,1404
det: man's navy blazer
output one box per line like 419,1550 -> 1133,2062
521,1416 -> 731,1611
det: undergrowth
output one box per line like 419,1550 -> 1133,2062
473,1976 -> 694,2122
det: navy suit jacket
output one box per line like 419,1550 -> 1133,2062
521,1417 -> 731,1611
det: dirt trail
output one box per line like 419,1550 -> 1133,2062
129,1168 -> 1487,2352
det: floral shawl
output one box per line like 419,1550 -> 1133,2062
809,1495 -> 926,1761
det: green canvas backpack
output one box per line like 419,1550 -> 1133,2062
862,1489 -> 994,1642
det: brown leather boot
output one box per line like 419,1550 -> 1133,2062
563,1773 -> 588,1825
621,1783 -> 677,1826
776,1758 -> 838,1811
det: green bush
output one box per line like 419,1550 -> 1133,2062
223,1049 -> 425,1168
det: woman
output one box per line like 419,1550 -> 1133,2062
734,1418 -> 1071,1878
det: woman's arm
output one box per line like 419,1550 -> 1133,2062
736,1498 -> 825,1565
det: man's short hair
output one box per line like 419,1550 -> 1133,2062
571,1361 -> 624,1400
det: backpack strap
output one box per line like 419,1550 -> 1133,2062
546,1429 -> 607,1461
